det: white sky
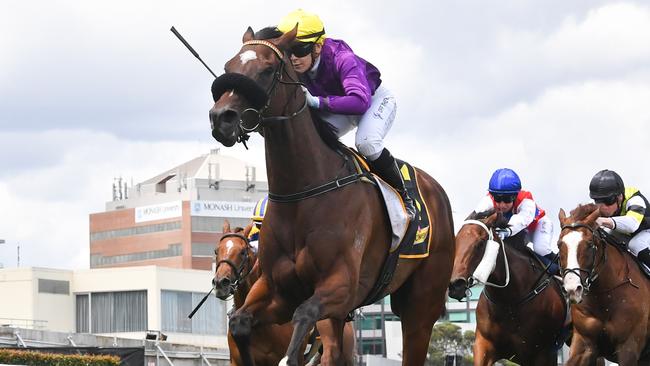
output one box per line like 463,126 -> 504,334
1,0 -> 650,269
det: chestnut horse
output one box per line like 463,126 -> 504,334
208,27 -> 455,365
558,204 -> 650,365
214,221 -> 355,365
448,212 -> 567,365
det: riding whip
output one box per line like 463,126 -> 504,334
170,26 -> 218,78
188,287 -> 214,319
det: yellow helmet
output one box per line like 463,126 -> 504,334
251,196 -> 268,223
277,9 -> 327,44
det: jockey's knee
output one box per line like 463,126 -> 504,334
355,140 -> 383,161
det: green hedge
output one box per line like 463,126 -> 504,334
0,348 -> 120,366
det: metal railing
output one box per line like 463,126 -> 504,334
0,318 -> 48,330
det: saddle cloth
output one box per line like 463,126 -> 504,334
347,149 -> 432,258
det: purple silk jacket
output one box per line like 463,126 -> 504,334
300,38 -> 382,115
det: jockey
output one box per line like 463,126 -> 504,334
248,196 -> 268,253
276,9 -> 416,220
590,169 -> 650,268
472,168 -> 557,273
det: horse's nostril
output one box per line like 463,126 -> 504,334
218,277 -> 231,288
219,110 -> 239,125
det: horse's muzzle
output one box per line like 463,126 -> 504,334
214,276 -> 233,300
448,278 -> 468,301
209,108 -> 240,147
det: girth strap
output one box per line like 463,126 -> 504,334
268,171 -> 371,203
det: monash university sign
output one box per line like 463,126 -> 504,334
135,201 -> 182,223
191,200 -> 256,218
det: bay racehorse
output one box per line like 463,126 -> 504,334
208,26 -> 455,365
448,211 -> 567,365
558,204 -> 650,365
214,221 -> 355,365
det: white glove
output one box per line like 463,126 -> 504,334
595,217 -> 614,229
301,86 -> 320,109
495,227 -> 512,241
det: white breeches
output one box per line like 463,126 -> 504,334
316,85 -> 396,161
528,215 -> 556,257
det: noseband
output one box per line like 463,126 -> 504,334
214,233 -> 254,296
559,223 -> 606,293
211,39 -> 307,147
463,220 -> 511,289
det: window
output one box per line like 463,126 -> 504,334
360,338 -> 384,355
76,294 -> 89,333
191,217 -> 250,233
161,290 -> 226,335
91,244 -> 182,266
90,221 -> 181,242
38,279 -> 70,295
191,243 -> 217,257
90,290 -> 147,333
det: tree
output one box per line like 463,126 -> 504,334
427,322 -> 475,366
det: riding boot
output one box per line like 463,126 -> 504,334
369,148 -> 416,221
542,253 -> 560,275
638,248 -> 650,268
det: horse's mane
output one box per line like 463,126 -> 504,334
569,203 -> 599,221
466,209 -> 508,228
254,27 -> 345,152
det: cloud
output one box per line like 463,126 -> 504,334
2,1 -> 650,268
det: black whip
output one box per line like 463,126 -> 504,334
170,26 -> 218,78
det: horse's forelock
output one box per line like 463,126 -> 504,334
254,27 -> 284,41
569,203 -> 599,221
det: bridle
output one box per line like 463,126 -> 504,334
214,232 -> 255,297
559,223 -> 606,294
462,220 -> 511,288
214,39 -> 308,147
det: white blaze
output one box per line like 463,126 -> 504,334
472,239 -> 500,284
562,231 -> 584,293
239,50 -> 257,64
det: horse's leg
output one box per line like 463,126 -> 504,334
472,332 -> 497,366
314,318 -> 345,366
230,275 -> 292,366
390,280 -> 447,365
342,322 -> 356,366
614,337 -> 642,366
285,296 -> 324,366
565,333 -> 599,366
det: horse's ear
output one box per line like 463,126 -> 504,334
485,212 -> 499,225
243,221 -> 254,238
276,23 -> 298,50
222,219 -> 231,233
558,208 -> 567,225
585,208 -> 601,225
243,26 -> 255,43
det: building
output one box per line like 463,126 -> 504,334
89,149 -> 268,270
0,266 -> 228,348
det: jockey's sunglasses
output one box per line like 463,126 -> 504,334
594,195 -> 618,205
492,194 -> 516,203
288,42 -> 315,58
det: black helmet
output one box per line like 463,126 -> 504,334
589,169 -> 624,199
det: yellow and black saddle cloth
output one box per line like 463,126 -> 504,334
347,149 -> 432,258
346,149 -> 433,306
